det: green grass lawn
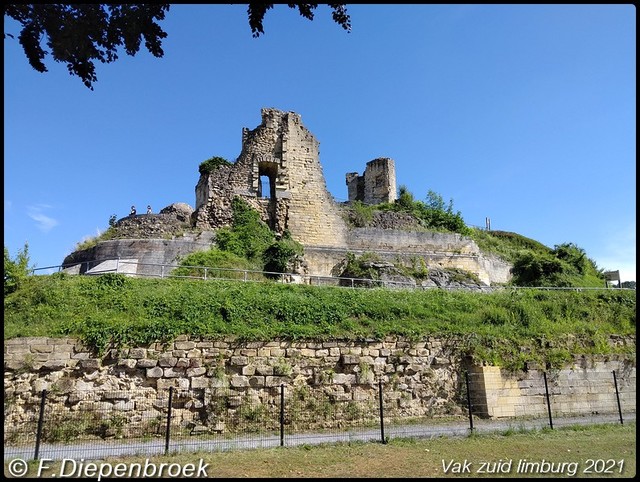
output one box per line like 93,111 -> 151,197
7,422 -> 635,478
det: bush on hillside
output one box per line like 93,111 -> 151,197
215,197 -> 275,261
4,243 -> 32,295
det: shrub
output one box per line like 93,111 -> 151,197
349,201 -> 375,227
173,249 -> 260,278
263,230 -> 304,276
378,187 -> 470,235
4,243 -> 32,295
215,197 -> 275,261
199,156 -> 232,175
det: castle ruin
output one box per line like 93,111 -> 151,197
193,108 -> 347,247
346,157 -> 397,205
62,107 -> 512,286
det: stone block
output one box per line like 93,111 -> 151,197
187,367 -> 206,377
129,348 -> 147,359
190,377 -> 211,389
158,356 -> 178,367
230,376 -> 249,388
342,355 -> 360,365
147,367 -> 164,378
175,341 -> 196,350
164,368 -> 185,378
137,359 -> 158,368
79,358 -> 101,370
230,356 -> 249,366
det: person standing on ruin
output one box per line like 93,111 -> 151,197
130,205 -> 137,216
147,205 -> 152,215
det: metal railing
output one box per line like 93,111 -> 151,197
30,259 -> 633,292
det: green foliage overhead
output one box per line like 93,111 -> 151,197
5,4 -> 350,90
199,156 -> 232,175
4,4 -> 170,90
3,274 -> 636,369
247,4 -> 351,38
4,243 -> 32,295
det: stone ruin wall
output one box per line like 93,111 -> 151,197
346,157 -> 397,205
60,107 -> 511,284
302,229 -> 512,284
194,108 -> 347,247
4,336 -> 635,436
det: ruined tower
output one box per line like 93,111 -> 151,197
346,157 -> 397,205
193,108 -> 347,247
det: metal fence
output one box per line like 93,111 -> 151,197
31,259 -> 633,292
4,369 -> 635,461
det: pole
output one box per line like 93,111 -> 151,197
165,386 -> 174,455
378,380 -> 386,444
465,371 -> 474,432
34,389 -> 47,460
280,384 -> 285,447
543,372 -> 553,429
612,370 -> 624,425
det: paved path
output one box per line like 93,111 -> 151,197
4,413 -> 634,462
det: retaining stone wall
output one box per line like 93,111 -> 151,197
4,336 -> 635,432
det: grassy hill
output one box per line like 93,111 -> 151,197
4,272 -> 635,370
5,191 -> 634,371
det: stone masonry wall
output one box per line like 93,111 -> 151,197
303,229 -> 513,284
62,235 -> 215,277
193,108 -> 347,246
363,158 -> 397,205
468,359 -> 636,418
4,337 -> 635,435
346,158 -> 397,205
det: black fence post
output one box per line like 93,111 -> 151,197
612,370 -> 624,425
34,389 -> 47,461
165,386 -> 174,455
378,380 -> 386,444
543,371 -> 553,429
280,384 -> 285,447
465,371 -> 474,432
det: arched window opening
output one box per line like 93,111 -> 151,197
258,162 -> 278,200
259,175 -> 272,199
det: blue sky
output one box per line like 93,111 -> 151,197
4,4 -> 636,282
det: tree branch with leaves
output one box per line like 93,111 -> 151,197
4,3 -> 351,90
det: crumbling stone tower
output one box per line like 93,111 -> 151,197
193,108 -> 347,247
346,157 -> 397,205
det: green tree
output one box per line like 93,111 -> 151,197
4,4 -> 351,90
263,230 -> 304,276
396,185 -> 415,210
386,186 -> 470,235
552,242 -> 591,275
4,243 -> 32,295
510,250 -> 564,287
509,242 -> 604,288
